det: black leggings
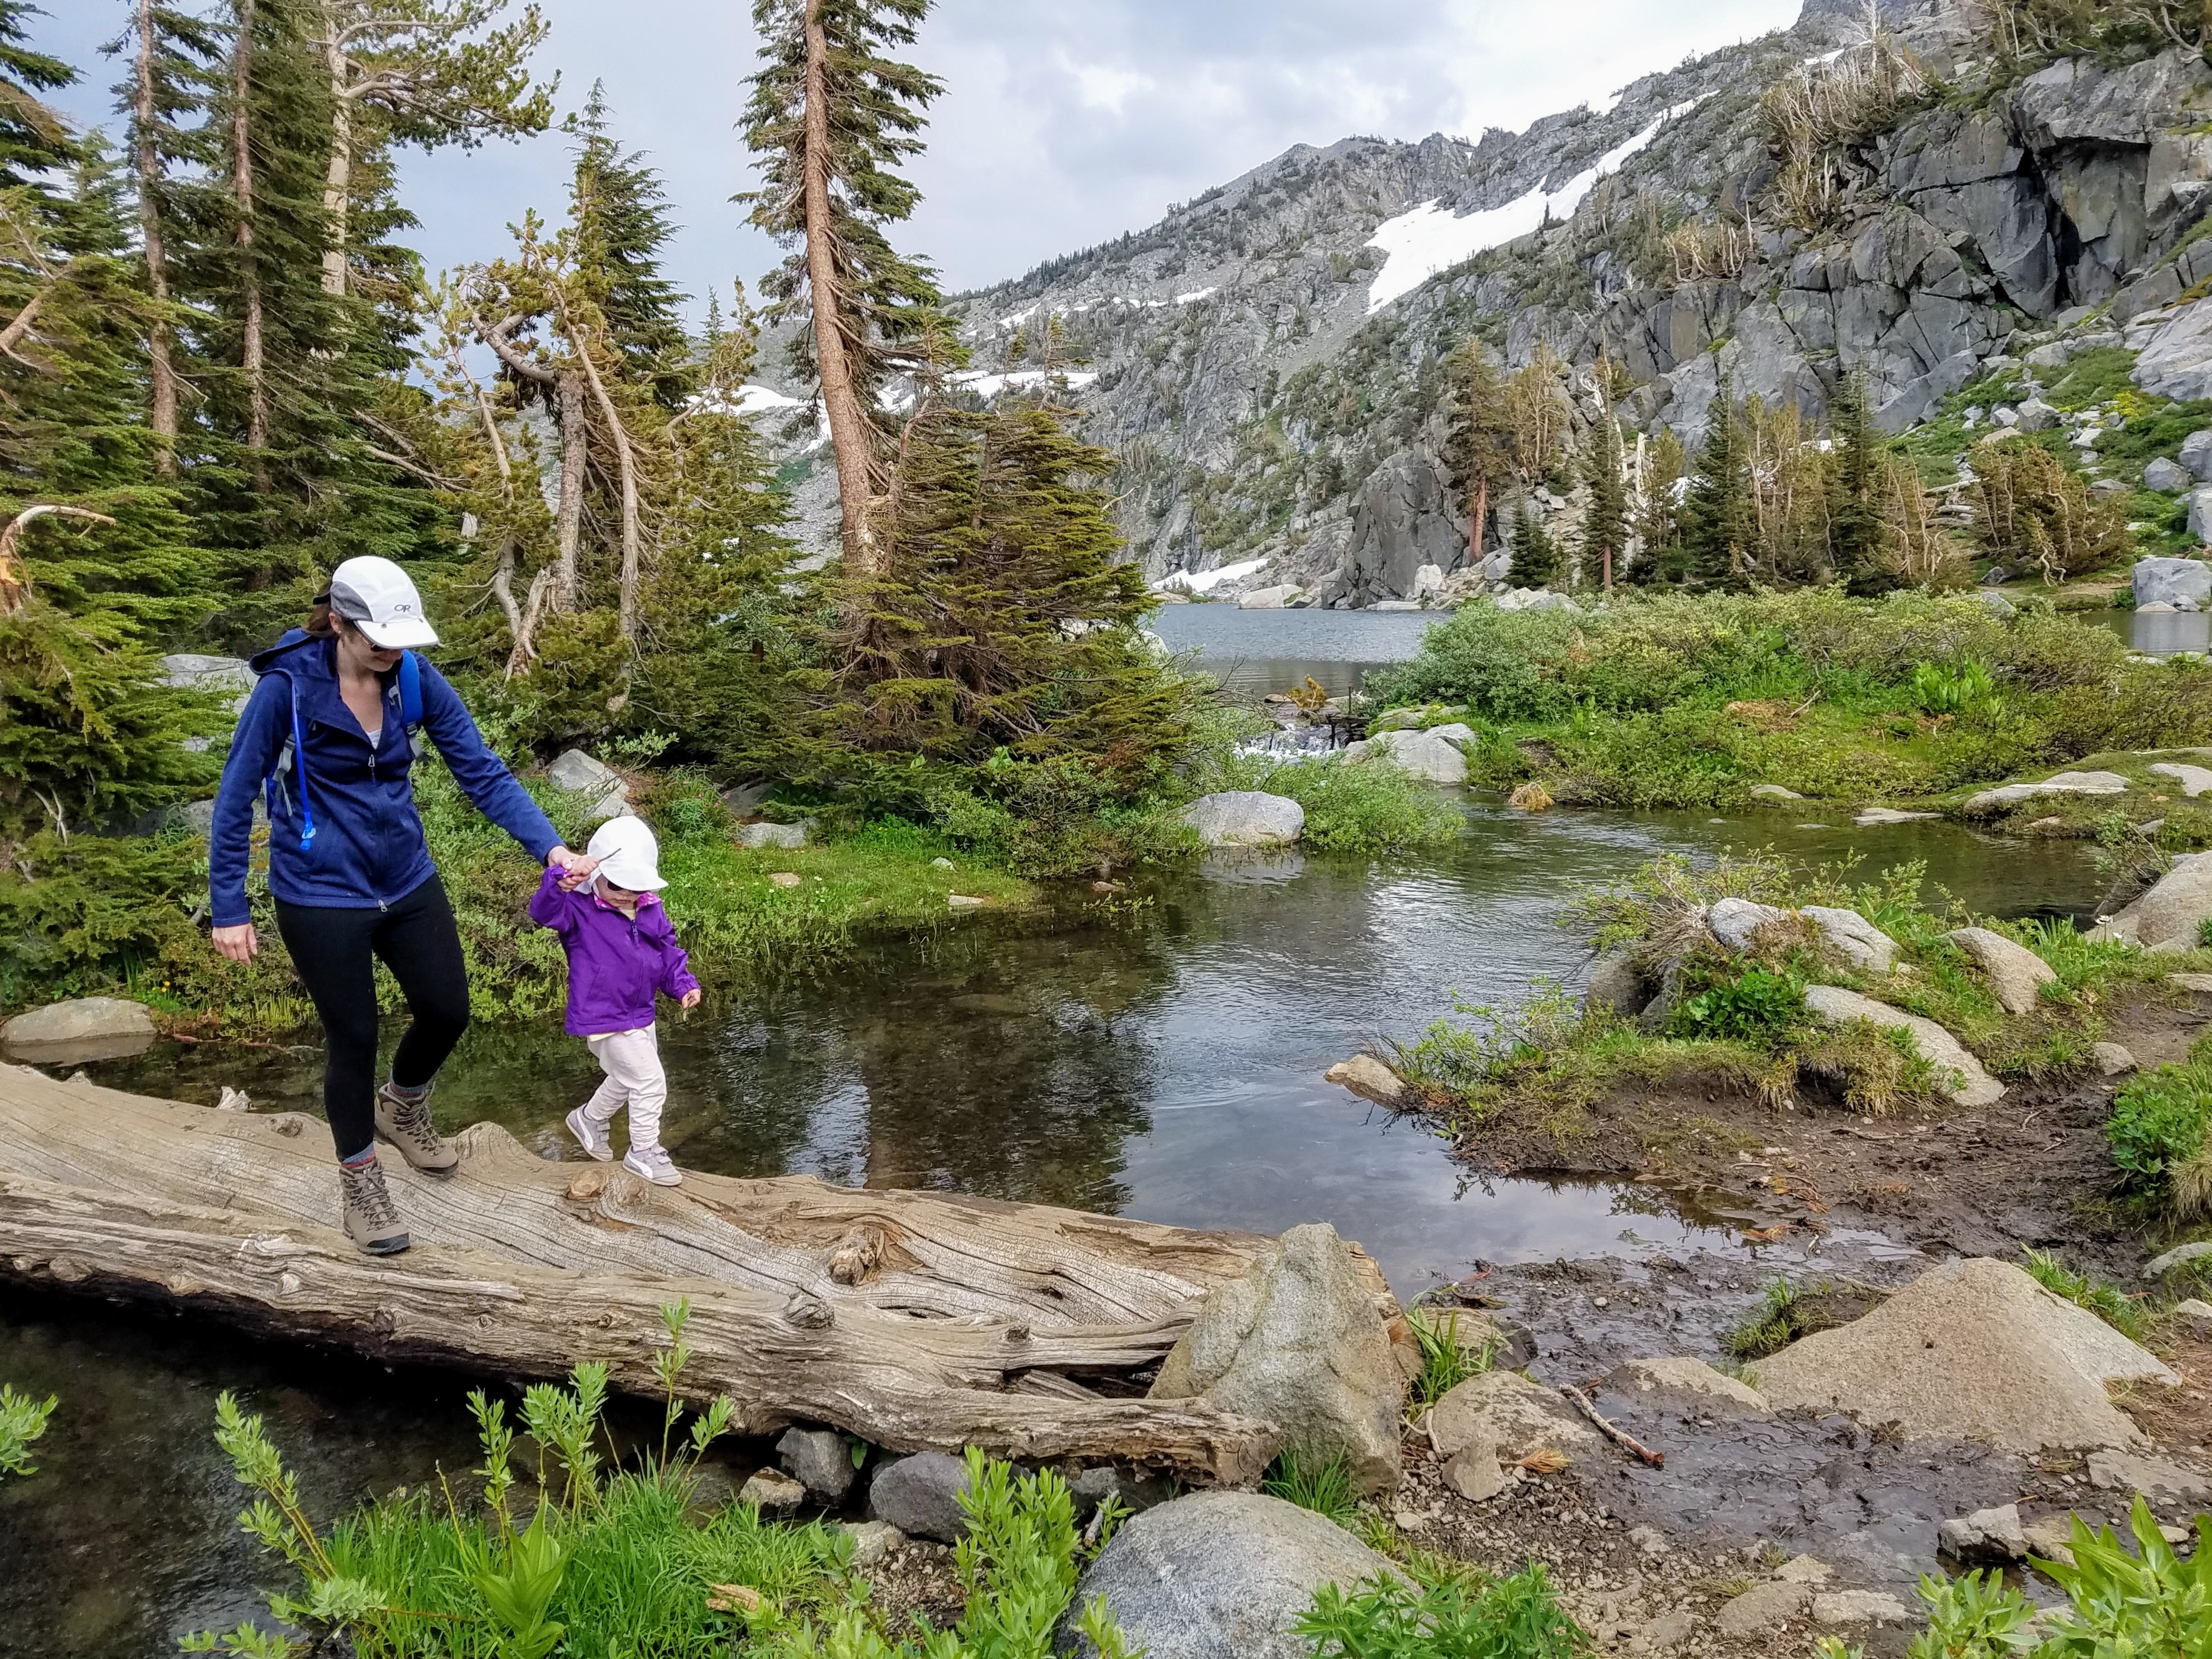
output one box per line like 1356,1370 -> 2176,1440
275,874 -> 471,1161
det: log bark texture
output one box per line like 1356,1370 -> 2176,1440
0,1067 -> 1306,1482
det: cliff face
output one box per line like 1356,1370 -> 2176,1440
772,2 -> 2212,603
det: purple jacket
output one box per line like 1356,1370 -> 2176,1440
528,868 -> 701,1036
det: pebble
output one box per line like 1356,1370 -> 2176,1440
768,872 -> 803,889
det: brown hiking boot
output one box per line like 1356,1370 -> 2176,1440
375,1081 -> 458,1175
339,1157 -> 410,1255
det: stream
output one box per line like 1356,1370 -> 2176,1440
0,608 -> 2114,1656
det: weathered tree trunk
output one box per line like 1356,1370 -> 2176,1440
231,0 -> 271,490
570,321 -> 641,640
133,0 -> 179,474
553,368 -> 587,608
0,1067 -> 1296,1481
320,0 -> 353,298
1471,477 -> 1487,564
802,0 -> 880,576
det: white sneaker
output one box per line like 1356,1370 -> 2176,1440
566,1107 -> 614,1161
623,1144 -> 682,1186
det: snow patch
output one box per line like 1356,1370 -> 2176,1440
726,383 -> 807,414
1157,556 -> 1265,595
1365,99 -> 1699,313
995,304 -> 1039,330
1175,287 -> 1219,305
953,368 -> 1099,398
1803,47 -> 1846,65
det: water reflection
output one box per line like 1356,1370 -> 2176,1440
2096,606 -> 2212,656
1149,604 -> 1433,697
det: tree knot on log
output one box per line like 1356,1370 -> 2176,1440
371,1306 -> 399,1336
566,1168 -> 613,1203
782,1289 -> 833,1330
1003,1324 -> 1031,1343
827,1225 -> 885,1285
47,1254 -> 86,1282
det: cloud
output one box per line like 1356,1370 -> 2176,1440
36,0 -> 1800,316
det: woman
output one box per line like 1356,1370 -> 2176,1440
209,556 -> 596,1255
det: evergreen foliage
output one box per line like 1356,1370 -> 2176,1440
1628,426 -> 1683,586
1827,370 -> 1886,593
1510,503 -> 1562,591
1676,390 -> 1754,587
567,80 -> 691,407
1579,410 -> 1628,589
1442,341 -> 1513,560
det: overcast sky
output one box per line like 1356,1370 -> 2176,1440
37,0 -> 1800,318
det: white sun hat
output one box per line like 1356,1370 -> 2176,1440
586,813 -> 666,892
326,555 -> 439,649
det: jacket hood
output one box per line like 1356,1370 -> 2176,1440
248,628 -> 330,677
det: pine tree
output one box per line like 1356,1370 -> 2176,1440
1510,501 -> 1562,591
1828,368 -> 1888,594
1629,426 -> 1684,585
1442,341 -> 1513,566
740,0 -> 947,575
569,81 -> 691,407
1677,390 -> 1754,587
1580,409 -> 1629,589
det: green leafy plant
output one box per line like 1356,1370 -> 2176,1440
1670,965 -> 1807,1042
1910,657 -> 2003,718
1908,1566 -> 2038,1657
1405,1306 -> 1497,1412
2020,1248 -> 2149,1342
2107,1061 -> 2212,1219
1262,1450 -> 1363,1531
1296,1562 -> 1594,1658
2035,1498 -> 2212,1653
0,1383 -> 57,1480
466,1509 -> 568,1659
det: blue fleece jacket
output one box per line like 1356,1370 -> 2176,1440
208,631 -> 561,927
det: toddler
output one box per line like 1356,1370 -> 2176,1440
529,814 -> 701,1185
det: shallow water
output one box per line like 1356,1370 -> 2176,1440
1150,603 -> 1436,696
0,782 -> 2106,1653
2095,606 -> 2212,656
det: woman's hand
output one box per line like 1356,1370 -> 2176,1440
212,923 -> 259,963
679,987 -> 702,1010
547,844 -> 598,890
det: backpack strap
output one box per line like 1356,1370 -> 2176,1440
261,672 -> 316,853
397,649 -> 422,730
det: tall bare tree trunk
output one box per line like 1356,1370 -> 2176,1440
570,322 -> 641,641
554,370 -> 587,608
802,0 -> 879,575
319,1 -> 351,298
232,0 -> 271,491
1471,477 -> 1487,564
133,0 -> 178,475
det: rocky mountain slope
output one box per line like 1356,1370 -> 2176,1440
769,0 -> 2212,605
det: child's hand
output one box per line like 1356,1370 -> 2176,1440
680,987 -> 701,1009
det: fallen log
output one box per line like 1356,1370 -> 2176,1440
0,1066 -> 1320,1481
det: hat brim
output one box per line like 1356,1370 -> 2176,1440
597,860 -> 666,892
355,615 -> 440,649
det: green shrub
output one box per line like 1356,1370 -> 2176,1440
1295,1562 -> 1594,1658
1404,1306 -> 1497,1412
0,1383 -> 56,1482
2108,1061 -> 2212,1219
1910,657 -> 2002,718
1670,966 -> 1806,1042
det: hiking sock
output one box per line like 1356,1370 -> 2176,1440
340,1144 -> 378,1170
385,1077 -> 431,1103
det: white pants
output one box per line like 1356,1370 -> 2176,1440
581,1025 -> 666,1151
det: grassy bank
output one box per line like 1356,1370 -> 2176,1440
1391,849 -> 2212,1157
1365,588 -> 2212,813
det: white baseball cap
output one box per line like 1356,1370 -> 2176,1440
326,555 -> 439,649
587,814 -> 665,891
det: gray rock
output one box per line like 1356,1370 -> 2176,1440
736,822 -> 809,850
1754,1257 -> 2176,1452
840,1519 -> 902,1568
2109,850 -> 2212,947
740,1468 -> 808,1514
161,653 -> 257,713
1324,1055 -> 1405,1107
1067,1466 -> 1170,1520
778,1428 -> 857,1504
1238,584 -> 1303,610
1813,1590 -> 1912,1628
1058,1492 -> 1400,1659
1150,1223 -> 1401,1495
2146,1240 -> 2212,1277
1855,806 -> 1941,825
1938,1503 -> 2028,1563
1605,1357 -> 1770,1416
1945,926 -> 2057,1015
0,996 -> 158,1065
1583,949 -> 1650,1018
2190,491 -> 2212,544
2182,429 -> 2212,482
1424,1369 -> 1599,1462
2145,456 -> 2191,493
1706,896 -> 1788,953
1803,906 -> 1899,973
2085,1449 -> 2212,1505
548,749 -> 620,795
1973,590 -> 2017,617
1441,1443 -> 1510,1501
2171,1298 -> 2212,1337
1180,791 -> 1306,848
1342,449 -> 1465,605
2135,297 -> 2212,403
1748,783 -> 1804,801
2141,555 -> 2212,609
1802,986 -> 2004,1106
1361,727 -> 1466,784
1715,1579 -> 1807,1637
2151,761 -> 2212,796
2015,397 -> 2061,432
2093,1041 -> 2138,1077
720,780 -> 773,816
867,1452 -> 973,1543
1965,770 -> 2132,812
